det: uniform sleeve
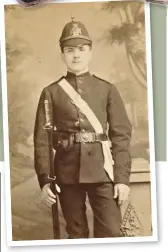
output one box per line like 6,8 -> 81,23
107,84 -> 132,186
34,88 -> 54,189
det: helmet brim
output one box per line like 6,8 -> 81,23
60,38 -> 92,48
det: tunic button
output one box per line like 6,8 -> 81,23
78,89 -> 82,94
75,120 -> 80,127
80,118 -> 84,123
78,77 -> 83,84
70,100 -> 75,105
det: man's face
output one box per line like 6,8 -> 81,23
61,44 -> 92,74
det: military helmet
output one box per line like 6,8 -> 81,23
59,18 -> 92,48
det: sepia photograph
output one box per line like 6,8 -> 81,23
1,0 -> 157,246
14,0 -> 168,9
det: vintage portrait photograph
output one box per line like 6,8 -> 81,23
1,0 -> 157,246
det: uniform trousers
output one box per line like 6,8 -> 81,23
58,182 -> 122,238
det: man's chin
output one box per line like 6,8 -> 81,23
69,66 -> 85,73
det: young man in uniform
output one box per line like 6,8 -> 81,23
34,19 -> 132,239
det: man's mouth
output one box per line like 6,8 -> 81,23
73,61 -> 81,64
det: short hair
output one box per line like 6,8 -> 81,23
60,43 -> 92,53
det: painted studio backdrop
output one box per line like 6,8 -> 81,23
5,1 -> 152,241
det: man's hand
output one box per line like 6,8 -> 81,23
113,183 -> 130,206
41,183 -> 61,207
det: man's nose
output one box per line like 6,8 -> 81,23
73,49 -> 80,58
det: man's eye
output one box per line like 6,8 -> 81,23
65,48 -> 73,53
79,47 -> 85,51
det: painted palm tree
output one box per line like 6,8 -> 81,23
102,1 -> 147,90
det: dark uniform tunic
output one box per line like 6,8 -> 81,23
34,71 -> 132,238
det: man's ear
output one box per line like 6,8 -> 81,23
88,48 -> 92,62
61,52 -> 65,63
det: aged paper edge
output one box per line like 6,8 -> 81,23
0,0 -> 158,247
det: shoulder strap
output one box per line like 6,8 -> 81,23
92,72 -> 112,84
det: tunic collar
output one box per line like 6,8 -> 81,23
66,71 -> 91,78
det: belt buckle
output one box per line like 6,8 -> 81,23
82,132 -> 90,143
76,132 -> 93,143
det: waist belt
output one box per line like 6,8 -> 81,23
55,131 -> 107,143
74,132 -> 107,143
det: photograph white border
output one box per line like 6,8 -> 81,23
0,162 -> 3,173
0,0 -> 158,247
167,6 -> 168,162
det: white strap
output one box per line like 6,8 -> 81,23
58,78 -> 114,181
59,79 -> 103,133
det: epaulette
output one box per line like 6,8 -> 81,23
47,75 -> 64,88
92,72 -> 112,85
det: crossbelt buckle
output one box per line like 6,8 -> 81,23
75,132 -> 95,143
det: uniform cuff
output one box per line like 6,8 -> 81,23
114,174 -> 130,187
37,174 -> 50,190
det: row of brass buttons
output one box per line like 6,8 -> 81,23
70,81 -> 84,130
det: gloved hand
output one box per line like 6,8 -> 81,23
113,183 -> 130,206
41,183 -> 61,207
